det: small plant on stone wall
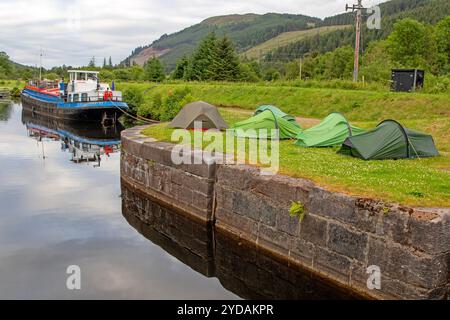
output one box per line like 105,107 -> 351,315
289,201 -> 306,222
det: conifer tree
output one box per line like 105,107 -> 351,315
211,36 -> 240,81
143,56 -> 165,82
185,32 -> 217,81
172,56 -> 189,80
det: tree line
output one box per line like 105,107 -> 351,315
1,15 -> 448,92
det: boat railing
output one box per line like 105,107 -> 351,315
88,96 -> 122,102
65,95 -> 122,103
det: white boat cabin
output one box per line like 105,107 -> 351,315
66,70 -> 122,103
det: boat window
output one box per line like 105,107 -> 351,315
73,94 -> 79,102
81,93 -> 88,102
68,94 -> 72,102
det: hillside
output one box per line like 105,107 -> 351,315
124,0 -> 449,72
268,0 -> 450,61
124,13 -> 321,71
242,25 -> 352,60
0,52 -> 36,80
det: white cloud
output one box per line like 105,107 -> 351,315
0,0 -> 385,68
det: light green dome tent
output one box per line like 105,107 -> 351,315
295,112 -> 365,147
338,119 -> 440,160
254,105 -> 299,127
231,110 -> 302,140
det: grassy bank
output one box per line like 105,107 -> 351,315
0,80 -> 25,90
127,81 -> 450,207
142,108 -> 450,207
118,82 -> 450,121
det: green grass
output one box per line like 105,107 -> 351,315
142,107 -> 450,207
243,25 -> 352,59
118,82 -> 450,121
0,80 -> 25,90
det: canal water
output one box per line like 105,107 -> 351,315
0,102 -> 355,300
0,102 -> 238,299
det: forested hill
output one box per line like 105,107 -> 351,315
267,0 -> 450,61
0,52 -> 36,79
124,13 -> 322,71
124,0 -> 449,71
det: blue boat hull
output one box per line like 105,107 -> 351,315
21,88 -> 129,123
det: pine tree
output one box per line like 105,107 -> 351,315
103,57 -> 107,68
143,56 -> 165,82
185,32 -> 217,81
108,56 -> 113,68
172,56 -> 189,80
211,37 -> 240,81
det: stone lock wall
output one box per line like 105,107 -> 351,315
121,126 -> 216,223
121,126 -> 450,300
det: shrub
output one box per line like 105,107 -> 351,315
122,86 -> 144,113
10,87 -> 21,97
159,88 -> 196,121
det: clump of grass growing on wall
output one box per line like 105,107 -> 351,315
289,201 -> 306,222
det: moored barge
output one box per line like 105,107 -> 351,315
21,70 -> 129,123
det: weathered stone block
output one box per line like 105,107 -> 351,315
299,213 -> 327,247
178,186 -> 193,205
215,184 -> 234,211
216,165 -> 259,191
308,187 -> 355,219
258,199 -> 278,227
328,223 -> 368,261
375,209 -> 410,246
232,190 -> 261,221
276,211 -> 300,236
367,236 -> 448,289
215,208 -> 259,239
253,174 -> 312,207
192,191 -> 213,214
408,212 -> 450,254
258,224 -> 291,255
172,171 -> 214,196
289,237 -> 315,268
314,247 -> 351,284
310,188 -> 378,233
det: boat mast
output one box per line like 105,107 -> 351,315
39,49 -> 43,81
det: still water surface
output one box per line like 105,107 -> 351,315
0,102 -> 238,299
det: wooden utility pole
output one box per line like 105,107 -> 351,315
346,0 -> 365,82
299,57 -> 302,80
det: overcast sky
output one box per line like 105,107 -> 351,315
0,0 -> 384,68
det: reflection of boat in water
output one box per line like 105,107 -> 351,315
22,109 -> 123,166
121,181 -> 363,300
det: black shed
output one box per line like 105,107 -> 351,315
391,69 -> 424,92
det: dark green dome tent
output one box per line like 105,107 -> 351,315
231,110 -> 302,140
338,120 -> 439,160
254,105 -> 300,127
295,112 -> 365,147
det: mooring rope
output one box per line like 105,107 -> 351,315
107,98 -> 158,124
